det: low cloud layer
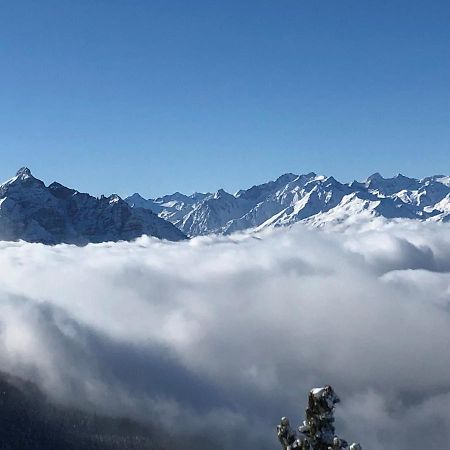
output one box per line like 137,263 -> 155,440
1,220 -> 450,449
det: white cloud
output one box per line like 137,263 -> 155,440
0,221 -> 450,449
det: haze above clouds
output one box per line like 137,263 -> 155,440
0,221 -> 449,449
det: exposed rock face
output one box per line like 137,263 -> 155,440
4,167 -> 450,242
0,168 -> 187,244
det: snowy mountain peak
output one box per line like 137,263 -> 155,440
108,194 -> 121,204
432,176 -> 450,187
16,167 -> 33,177
4,169 -> 446,243
0,169 -> 187,244
126,171 -> 450,236
0,167 -> 45,196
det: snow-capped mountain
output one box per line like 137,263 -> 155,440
2,167 -> 448,244
126,172 -> 450,236
0,168 -> 187,244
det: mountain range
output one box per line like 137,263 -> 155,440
0,168 -> 186,244
126,171 -> 450,236
1,168 -> 450,244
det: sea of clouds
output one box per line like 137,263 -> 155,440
0,220 -> 450,450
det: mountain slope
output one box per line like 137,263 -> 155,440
0,371 -> 226,450
126,172 -> 450,236
0,168 -> 187,244
0,371 -> 158,449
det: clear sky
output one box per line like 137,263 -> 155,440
0,0 -> 449,198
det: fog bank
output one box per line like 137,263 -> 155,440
0,220 -> 449,449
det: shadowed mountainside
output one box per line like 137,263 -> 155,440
0,168 -> 187,245
0,371 -> 223,450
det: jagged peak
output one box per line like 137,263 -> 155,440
108,194 -> 121,203
213,188 -> 233,200
0,167 -> 44,192
324,175 -> 339,184
367,172 -> 383,182
394,173 -> 418,182
16,167 -> 32,177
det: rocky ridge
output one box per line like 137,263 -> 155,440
125,172 -> 450,236
0,168 -> 187,244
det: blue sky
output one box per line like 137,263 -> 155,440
0,0 -> 449,197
